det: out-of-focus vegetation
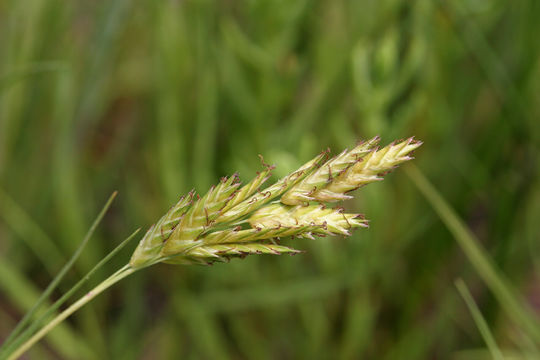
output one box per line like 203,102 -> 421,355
1,0 -> 539,358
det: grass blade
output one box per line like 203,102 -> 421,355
0,259 -> 94,359
0,186 -> 65,276
406,165 -> 540,343
455,278 -> 504,360
0,191 -> 117,353
5,265 -> 136,360
1,228 -> 141,359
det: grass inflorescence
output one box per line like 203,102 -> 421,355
0,137 -> 420,359
130,136 -> 421,267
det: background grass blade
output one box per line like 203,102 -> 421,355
455,279 -> 505,360
0,192 -> 117,354
0,187 -> 64,276
407,165 -> 540,343
0,259 -> 95,359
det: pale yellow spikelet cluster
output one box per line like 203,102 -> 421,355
281,136 -> 380,205
214,151 -> 327,225
313,137 -> 422,202
164,243 -> 301,266
249,204 -> 367,237
129,137 -> 421,268
161,175 -> 240,255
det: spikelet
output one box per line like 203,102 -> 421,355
129,193 -> 194,268
201,225 -> 321,245
220,164 -> 274,213
160,175 -> 240,256
214,150 -> 328,225
249,204 -> 368,237
313,137 -> 422,202
164,243 -> 301,265
281,136 -> 380,205
129,136 -> 421,268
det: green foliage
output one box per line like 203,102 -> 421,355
1,0 -> 539,358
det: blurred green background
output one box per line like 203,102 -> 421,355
1,0 -> 539,359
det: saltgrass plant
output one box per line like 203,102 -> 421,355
0,137 -> 420,359
1,0 -> 538,357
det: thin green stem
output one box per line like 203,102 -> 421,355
5,265 -> 137,360
0,229 -> 140,358
0,191 -> 117,353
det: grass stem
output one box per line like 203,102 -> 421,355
5,265 -> 136,360
0,191 -> 117,353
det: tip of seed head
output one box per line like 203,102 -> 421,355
406,136 -> 423,147
360,135 -> 380,145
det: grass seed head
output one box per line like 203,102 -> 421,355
129,137 -> 421,268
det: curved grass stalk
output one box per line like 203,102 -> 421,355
5,265 -> 136,360
0,192 -> 118,353
0,229 -> 140,359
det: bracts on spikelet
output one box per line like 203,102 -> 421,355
129,136 -> 422,268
